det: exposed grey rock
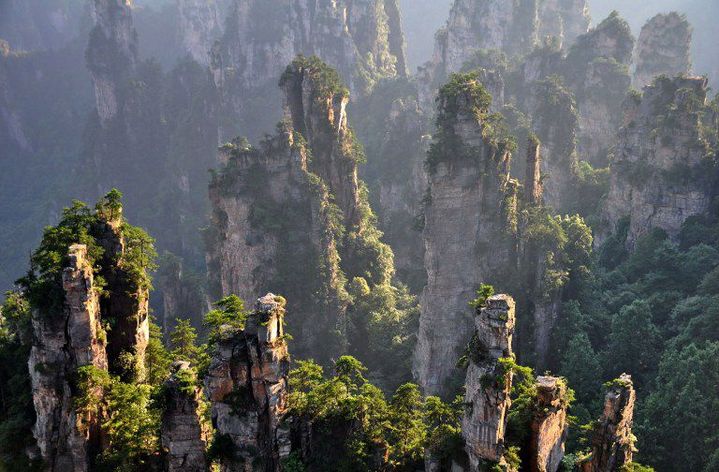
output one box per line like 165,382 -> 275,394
161,361 -> 209,472
462,295 -> 516,467
601,76 -> 715,247
633,13 -> 692,89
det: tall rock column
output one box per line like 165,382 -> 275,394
205,293 -> 291,471
161,361 -> 209,472
633,13 -> 692,89
414,74 -> 518,396
529,376 -> 570,472
29,244 -> 108,471
86,0 -> 137,125
601,76 -> 715,247
563,12 -> 634,166
583,374 -> 636,472
462,295 -> 516,468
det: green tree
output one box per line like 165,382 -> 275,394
560,332 -> 601,405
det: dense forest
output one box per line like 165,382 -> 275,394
1,1 -> 718,471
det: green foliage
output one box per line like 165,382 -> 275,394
144,319 -> 171,387
469,284 -> 495,310
204,295 -> 248,343
280,55 -> 350,101
75,366 -> 160,471
0,292 -> 38,470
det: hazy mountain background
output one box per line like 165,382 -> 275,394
401,0 -> 719,85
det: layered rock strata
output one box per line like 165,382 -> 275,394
529,376 -> 569,472
583,374 -> 636,472
602,76 -> 715,247
29,244 -> 108,471
205,293 -> 291,471
161,361 -> 209,472
414,74 -> 518,396
462,295 -> 516,468
633,13 -> 692,89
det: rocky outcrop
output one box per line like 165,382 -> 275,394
563,11 -> 634,166
537,0 -> 589,49
413,74 -> 518,396
524,136 -> 543,206
205,293 -> 291,471
212,0 -> 406,139
523,77 -> 578,210
529,376 -> 569,472
583,374 -> 636,472
633,13 -> 692,89
462,295 -> 516,468
86,0 -> 138,124
602,76 -> 715,247
29,244 -> 108,471
161,361 -> 209,472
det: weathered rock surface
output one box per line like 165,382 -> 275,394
161,361 -> 209,472
564,11 -> 634,166
205,294 -> 291,472
176,0 -> 223,66
414,75 -> 517,396
583,374 -> 636,472
537,0 -> 590,49
602,76 -> 715,247
29,244 -> 107,472
462,295 -> 516,467
529,376 -> 569,472
212,0 -> 406,139
86,0 -> 138,124
633,13 -> 692,89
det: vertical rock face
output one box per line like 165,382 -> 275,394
564,12 -> 634,166
205,293 -> 291,471
462,295 -> 516,467
583,374 -> 636,472
602,76 -> 715,247
524,77 -> 578,211
29,244 -> 107,471
373,96 -> 428,291
213,0 -> 406,139
207,58 -> 360,361
529,376 -> 569,472
537,0 -> 590,49
414,75 -> 517,397
0,0 -> 87,52
633,13 -> 692,90
161,361 -> 209,472
525,137 -> 543,206
176,0 -> 222,66
86,0 -> 138,124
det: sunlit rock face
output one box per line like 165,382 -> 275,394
29,244 -> 107,472
462,295 -> 516,468
537,0 -> 589,49
582,374 -> 636,472
633,12 -> 692,89
205,294 -> 291,472
529,376 -> 570,472
601,76 -> 716,248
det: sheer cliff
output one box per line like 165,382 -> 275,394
602,75 -> 717,247
413,73 -> 518,396
633,12 -> 692,89
207,56 -> 417,384
212,0 -> 407,140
